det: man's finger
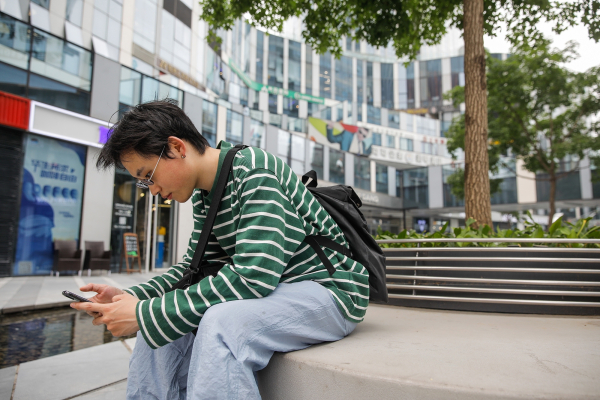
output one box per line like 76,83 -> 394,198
70,301 -> 105,313
80,283 -> 105,293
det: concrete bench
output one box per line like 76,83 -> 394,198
257,304 -> 600,399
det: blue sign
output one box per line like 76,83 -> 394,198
14,135 -> 86,275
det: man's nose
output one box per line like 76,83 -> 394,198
149,185 -> 160,197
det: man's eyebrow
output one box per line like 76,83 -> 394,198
136,167 -> 144,177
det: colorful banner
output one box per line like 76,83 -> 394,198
307,116 -> 373,156
226,55 -> 326,105
14,135 -> 86,275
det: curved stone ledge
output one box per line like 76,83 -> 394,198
258,305 -> 600,399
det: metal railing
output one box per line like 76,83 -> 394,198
377,238 -> 600,312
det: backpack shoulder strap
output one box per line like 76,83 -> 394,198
189,144 -> 247,274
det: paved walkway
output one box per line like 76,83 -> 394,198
1,274 -> 599,399
0,272 -> 161,314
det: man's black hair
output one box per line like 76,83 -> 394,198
96,98 -> 210,170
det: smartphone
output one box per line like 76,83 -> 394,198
62,290 -> 92,303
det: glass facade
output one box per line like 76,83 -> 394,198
226,109 -> 243,145
366,61 -> 373,105
354,157 -> 370,191
267,35 -> 283,88
250,118 -> 266,148
406,62 -> 415,109
0,14 -> 93,115
451,56 -> 464,88
309,142 -> 324,178
381,63 -> 394,109
14,134 -> 86,275
305,45 -> 313,94
388,110 -> 400,129
202,100 -> 218,147
255,30 -> 264,84
320,52 -> 331,98
419,59 -> 442,109
288,40 -> 301,92
357,60 -> 364,104
367,105 -> 381,125
402,167 -> 429,208
329,148 -> 345,184
375,163 -> 388,194
335,56 -> 352,102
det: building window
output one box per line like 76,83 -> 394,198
226,109 -> 244,145
381,63 -> 394,109
357,60 -> 364,105
388,110 -> 400,129
290,134 -> 306,175
287,116 -> 306,133
329,149 -> 345,184
406,62 -> 415,109
372,133 -> 382,146
250,118 -> 265,148
419,59 -> 442,109
396,170 -> 402,197
375,163 -> 388,194
451,56 -> 464,88
93,0 -> 123,60
309,142 -> 324,178
256,30 -> 264,84
283,97 -> 299,118
402,167 -> 429,208
416,117 -> 437,136
202,100 -> 218,147
366,61 -> 373,105
133,0 -> 158,53
320,52 -> 331,98
14,134 -> 86,275
240,85 -> 249,107
267,35 -> 283,88
160,7 -> 192,73
288,40 -> 301,92
398,64 -> 408,110
268,93 -> 278,114
400,138 -> 413,151
0,15 -> 93,115
386,135 -> 396,148
335,56 -> 352,102
367,105 -> 381,125
66,0 -> 84,26
305,44 -> 313,94
354,157 -> 371,191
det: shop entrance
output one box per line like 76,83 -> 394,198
109,169 -> 177,273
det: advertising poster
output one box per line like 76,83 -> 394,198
14,135 -> 86,275
307,117 -> 373,156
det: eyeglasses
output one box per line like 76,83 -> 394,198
136,146 -> 165,189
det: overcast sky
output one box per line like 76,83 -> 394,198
485,21 -> 600,73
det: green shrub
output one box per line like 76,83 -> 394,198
374,212 -> 600,248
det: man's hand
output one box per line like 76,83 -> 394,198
80,283 -> 124,304
71,293 -> 140,337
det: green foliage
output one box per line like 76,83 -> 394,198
197,0 -> 599,59
374,215 -> 600,248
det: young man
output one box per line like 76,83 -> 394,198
71,99 -> 369,399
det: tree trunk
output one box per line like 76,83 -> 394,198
548,175 -> 557,228
463,0 -> 492,228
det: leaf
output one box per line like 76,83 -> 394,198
465,218 -> 476,227
549,216 -> 563,235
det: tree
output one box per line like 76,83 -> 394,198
445,38 -> 600,227
198,0 -> 599,228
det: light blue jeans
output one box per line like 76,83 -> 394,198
126,280 -> 357,400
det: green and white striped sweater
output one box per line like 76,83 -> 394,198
124,141 -> 369,349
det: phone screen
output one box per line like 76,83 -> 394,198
62,290 -> 92,302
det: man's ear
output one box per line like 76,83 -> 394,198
167,136 -> 186,157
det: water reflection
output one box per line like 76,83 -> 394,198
0,307 -> 134,369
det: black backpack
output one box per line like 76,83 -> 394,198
301,170 -> 388,303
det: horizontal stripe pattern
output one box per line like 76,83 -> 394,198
130,141 -> 369,348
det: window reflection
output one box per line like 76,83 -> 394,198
329,149 -> 345,184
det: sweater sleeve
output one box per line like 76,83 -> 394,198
135,169 -> 306,348
123,191 -> 229,300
